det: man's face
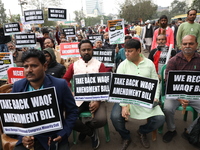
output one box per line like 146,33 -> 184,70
7,43 -> 15,51
23,57 -> 47,83
160,18 -> 168,28
187,10 -> 196,22
103,33 -> 109,40
156,35 -> 166,47
60,38 -> 67,43
125,48 -> 140,62
181,35 -> 198,55
95,41 -> 103,48
44,39 -> 54,48
77,36 -> 83,42
79,43 -> 93,62
44,53 -> 51,65
60,34 -> 66,39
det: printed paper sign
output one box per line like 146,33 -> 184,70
48,8 -> 67,21
15,33 -> 36,48
93,48 -> 115,67
24,9 -> 44,24
0,52 -> 14,79
109,73 -> 158,109
107,19 -> 125,44
63,28 -> 76,37
0,87 -> 63,136
3,23 -> 21,35
166,71 -> 200,100
74,73 -> 111,101
60,42 -> 80,58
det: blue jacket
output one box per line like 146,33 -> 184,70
12,74 -> 78,150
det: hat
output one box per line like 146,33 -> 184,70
145,20 -> 150,24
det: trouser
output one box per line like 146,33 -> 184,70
163,99 -> 200,133
14,139 -> 70,150
110,103 -> 165,140
73,102 -> 107,136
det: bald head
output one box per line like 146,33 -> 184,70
181,35 -> 198,55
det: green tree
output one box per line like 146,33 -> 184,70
170,0 -> 187,17
190,0 -> 200,10
119,0 -> 157,23
0,0 -> 7,25
74,10 -> 85,25
7,14 -> 21,23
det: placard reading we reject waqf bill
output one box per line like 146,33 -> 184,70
107,19 -> 125,45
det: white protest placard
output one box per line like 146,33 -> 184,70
3,23 -> 21,36
48,8 -> 67,21
74,73 -> 111,101
166,71 -> 200,100
24,9 -> 44,24
0,87 -> 63,136
15,33 -> 36,48
0,52 -> 14,79
109,73 -> 158,109
107,19 -> 125,45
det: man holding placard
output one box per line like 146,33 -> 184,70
163,35 -> 200,145
12,49 -> 77,150
63,40 -> 107,149
110,39 -> 165,149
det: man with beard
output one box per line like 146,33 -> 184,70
148,34 -> 176,79
176,9 -> 200,49
151,15 -> 174,50
163,35 -> 200,146
6,42 -> 23,67
63,40 -> 107,149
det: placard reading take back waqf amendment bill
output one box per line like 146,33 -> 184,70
15,33 -> 36,48
107,19 -> 125,45
109,73 -> 158,109
24,9 -> 44,24
0,87 -> 62,136
74,73 -> 111,101
166,71 -> 200,100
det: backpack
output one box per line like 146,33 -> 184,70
188,117 -> 200,145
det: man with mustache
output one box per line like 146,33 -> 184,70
163,35 -> 200,147
63,40 -> 107,149
12,49 -> 78,150
176,9 -> 200,49
151,15 -> 174,50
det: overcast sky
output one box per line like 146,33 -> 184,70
2,0 -> 175,20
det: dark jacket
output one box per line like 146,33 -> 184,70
12,74 -> 78,150
43,48 -> 66,78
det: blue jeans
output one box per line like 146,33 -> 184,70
110,103 -> 165,140
0,44 -> 8,52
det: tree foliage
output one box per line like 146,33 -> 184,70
190,0 -> 200,10
7,14 -> 21,23
84,15 -> 113,27
0,0 -> 7,25
170,0 -> 187,17
74,10 -> 85,25
119,0 -> 157,23
43,9 -> 56,27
